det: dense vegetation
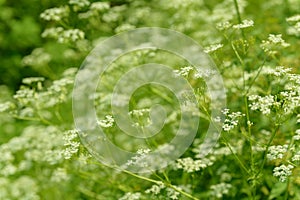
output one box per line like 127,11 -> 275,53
0,0 -> 299,199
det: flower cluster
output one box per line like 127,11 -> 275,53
216,21 -> 232,31
62,129 -> 80,160
294,129 -> 300,141
22,48 -> 51,67
173,66 -> 193,77
204,43 -> 223,53
40,6 -> 69,21
41,27 -> 64,39
119,192 -> 141,200
42,27 -> 85,43
267,145 -> 289,161
69,0 -> 90,10
210,183 -> 232,198
0,176 -> 40,200
176,157 -> 213,173
97,115 -> 114,128
248,95 -> 275,115
126,148 -> 151,168
264,66 -> 292,77
0,125 -> 64,178
233,19 -> 254,29
90,2 -> 110,12
292,151 -> 300,162
145,182 -> 181,200
145,182 -> 165,195
1,0 -> 299,199
58,29 -> 85,43
115,24 -> 136,33
128,108 -> 151,127
260,34 -> 290,55
0,101 -> 15,113
50,168 -> 69,182
286,14 -> 300,36
222,109 -> 245,131
273,164 -> 294,182
194,69 -> 217,78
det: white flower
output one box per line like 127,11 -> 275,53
145,182 -> 165,195
267,145 -> 288,161
0,102 -> 15,113
40,7 -> 69,21
293,129 -> 300,140
216,21 -> 232,30
166,187 -> 180,200
126,148 -> 151,168
58,29 -> 85,43
204,44 -> 223,53
210,183 -> 232,198
233,19 -> 254,29
173,66 -> 193,77
286,15 -> 300,36
265,66 -> 292,76
129,109 -> 150,117
292,152 -> 300,161
222,110 -> 244,132
41,27 -> 64,39
22,48 -> 51,67
90,2 -> 110,12
297,114 -> 300,124
260,34 -> 290,55
287,14 -> 300,22
69,0 -> 90,8
119,192 -> 141,200
97,115 -> 114,128
249,95 -> 275,115
268,34 -> 289,45
51,168 -> 69,182
62,130 -> 80,159
115,24 -> 136,33
273,164 -> 294,182
22,77 -> 45,85
176,157 -> 213,172
194,69 -> 217,78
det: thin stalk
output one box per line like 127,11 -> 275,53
256,125 -> 280,177
122,169 -> 161,184
233,0 -> 246,39
122,169 -> 200,200
244,95 -> 258,200
245,59 -> 266,95
244,96 -> 253,171
231,42 -> 246,90
222,135 -> 250,174
166,183 -> 200,200
199,99 -> 251,175
13,115 -> 42,122
284,178 -> 290,200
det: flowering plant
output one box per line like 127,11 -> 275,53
0,0 -> 300,199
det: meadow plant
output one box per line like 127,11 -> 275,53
0,0 -> 300,199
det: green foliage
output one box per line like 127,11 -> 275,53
1,0 -> 300,199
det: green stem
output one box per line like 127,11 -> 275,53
256,125 -> 279,177
244,96 -> 254,171
122,169 -> 161,184
284,178 -> 290,200
222,135 -> 250,174
13,115 -> 42,122
233,0 -> 245,39
245,60 -> 266,95
166,183 -> 200,200
122,169 -> 199,200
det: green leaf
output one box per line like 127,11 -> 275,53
268,182 -> 287,200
